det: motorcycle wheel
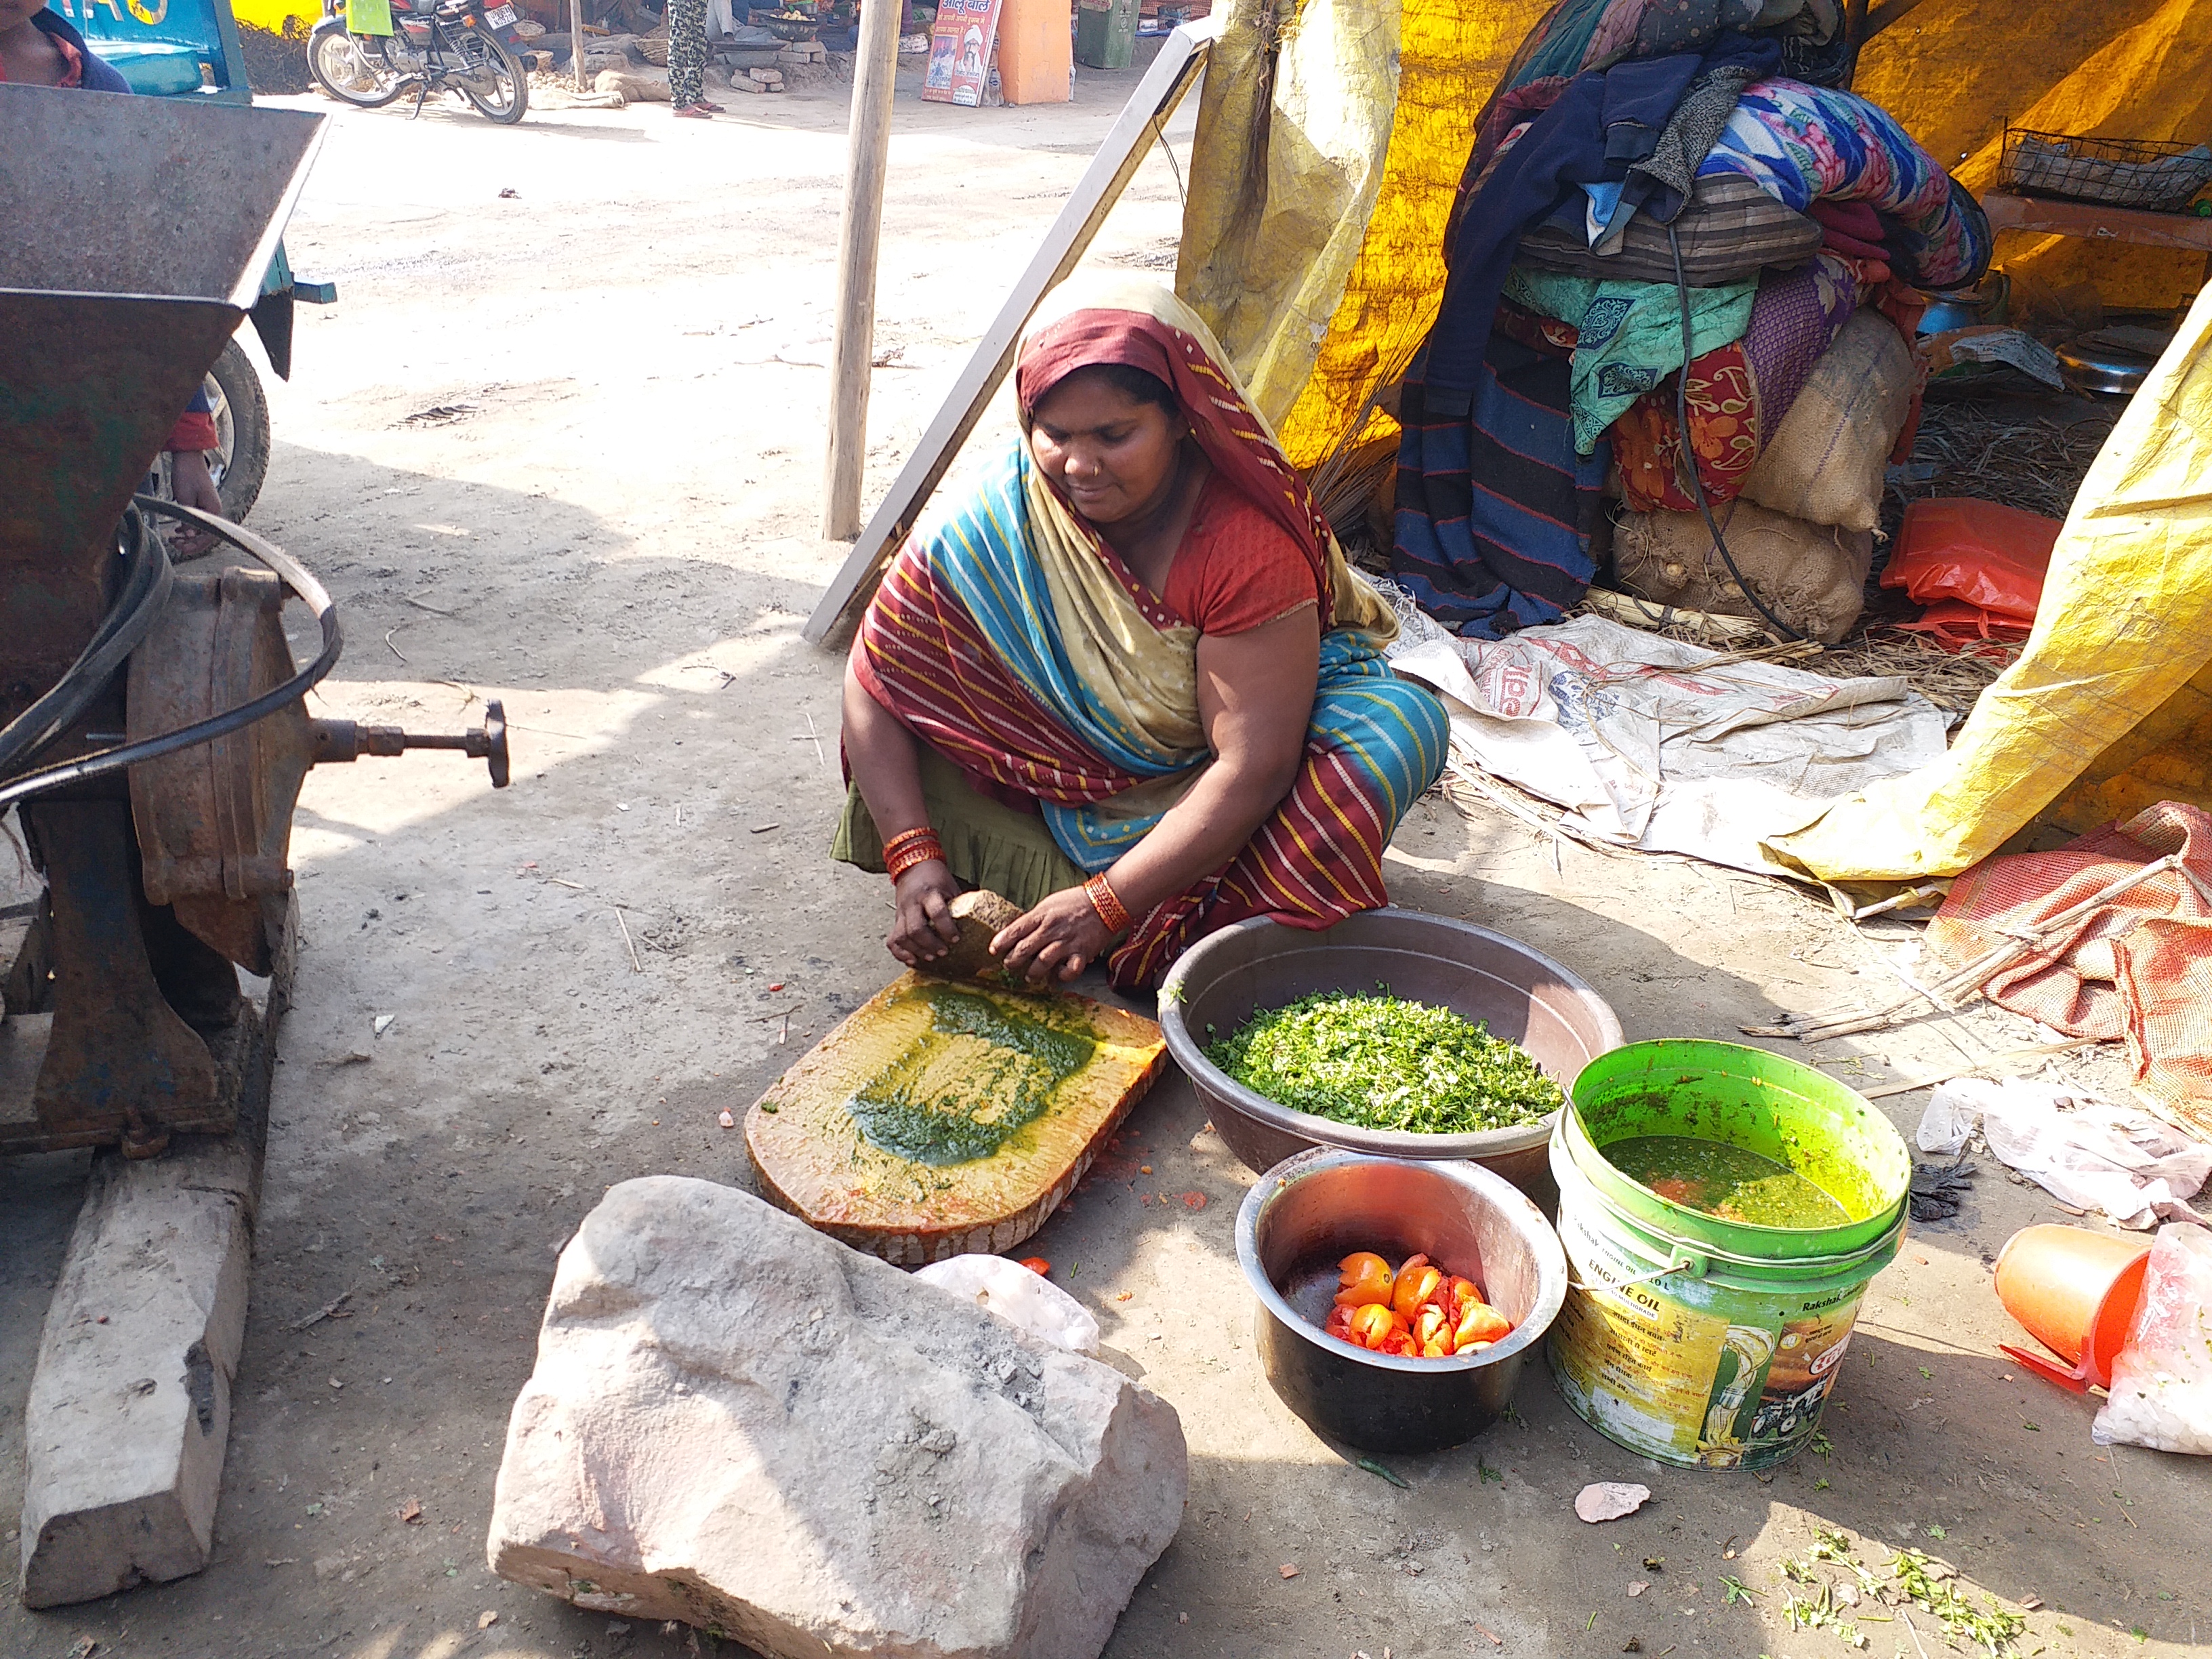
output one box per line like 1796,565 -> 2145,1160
455,28 -> 529,124
205,337 -> 272,523
308,24 -> 409,106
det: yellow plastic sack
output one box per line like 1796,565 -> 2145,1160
1176,0 -> 1548,465
1768,278 -> 2212,883
1174,0 -> 1403,430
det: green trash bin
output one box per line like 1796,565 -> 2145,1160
1075,0 -> 1135,69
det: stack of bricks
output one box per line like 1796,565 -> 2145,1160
733,64 -> 785,91
777,39 -> 826,69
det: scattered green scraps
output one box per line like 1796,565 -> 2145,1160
1775,1529 -> 2026,1657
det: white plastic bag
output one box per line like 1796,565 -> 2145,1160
2093,1223 -> 2212,1456
913,1254 -> 1101,1355
1916,1077 -> 2212,1229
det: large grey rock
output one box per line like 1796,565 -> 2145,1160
18,1132 -> 258,1607
488,1176 -> 1187,1659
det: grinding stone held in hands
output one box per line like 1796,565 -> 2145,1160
934,888 -> 1025,983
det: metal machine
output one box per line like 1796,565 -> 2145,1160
0,85 -> 507,1160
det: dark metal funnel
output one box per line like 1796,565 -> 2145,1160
0,85 -> 325,719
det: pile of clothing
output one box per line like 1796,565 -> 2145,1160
1389,0 -> 1992,642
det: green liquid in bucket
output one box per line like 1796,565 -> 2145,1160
1601,1135 -> 1849,1230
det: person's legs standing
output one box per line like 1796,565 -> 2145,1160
668,0 -> 709,112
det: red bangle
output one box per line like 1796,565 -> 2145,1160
885,830 -> 945,882
882,825 -> 934,861
1084,873 -> 1130,934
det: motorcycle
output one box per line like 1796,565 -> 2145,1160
309,0 -> 531,125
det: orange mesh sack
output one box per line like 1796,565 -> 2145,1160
1929,801 -> 2212,1127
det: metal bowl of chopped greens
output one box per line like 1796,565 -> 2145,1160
1158,909 -> 1623,1206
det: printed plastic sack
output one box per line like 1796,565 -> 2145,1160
913,1254 -> 1101,1354
2092,1223 -> 2212,1456
1881,498 -> 2061,621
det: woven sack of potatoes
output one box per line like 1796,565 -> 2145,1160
1613,498 -> 1875,644
1738,308 -> 1917,534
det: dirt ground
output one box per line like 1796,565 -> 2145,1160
4,43 -> 2209,1659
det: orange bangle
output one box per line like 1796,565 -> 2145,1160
1084,873 -> 1130,934
885,831 -> 945,882
881,825 -> 936,861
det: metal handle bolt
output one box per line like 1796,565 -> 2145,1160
310,698 -> 510,787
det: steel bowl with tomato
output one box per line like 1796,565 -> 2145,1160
1236,1147 -> 1566,1453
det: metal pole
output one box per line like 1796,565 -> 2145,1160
821,0 -> 903,539
571,0 -> 586,91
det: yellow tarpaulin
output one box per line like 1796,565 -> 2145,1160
1174,0 -> 1405,430
1768,279 -> 2212,882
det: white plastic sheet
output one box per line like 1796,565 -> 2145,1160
1382,607 -> 1950,876
1916,1076 -> 2212,1230
912,1254 -> 1101,1354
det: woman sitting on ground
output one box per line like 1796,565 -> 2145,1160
835,277 -> 1449,990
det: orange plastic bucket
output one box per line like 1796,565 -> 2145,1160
1992,1225 -> 2150,1393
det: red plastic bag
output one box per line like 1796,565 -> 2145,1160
1894,598 -> 2032,653
1881,497 -> 2063,620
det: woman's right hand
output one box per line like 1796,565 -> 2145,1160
887,860 -> 962,966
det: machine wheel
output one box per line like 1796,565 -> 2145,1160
455,28 -> 528,124
308,24 -> 408,106
204,339 -> 271,523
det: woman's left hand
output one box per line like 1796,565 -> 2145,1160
993,886 -> 1117,985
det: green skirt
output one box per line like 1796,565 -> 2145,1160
832,745 -> 1085,910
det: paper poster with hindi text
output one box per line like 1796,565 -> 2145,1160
921,0 -> 1001,106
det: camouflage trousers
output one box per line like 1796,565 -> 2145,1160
667,0 -> 707,106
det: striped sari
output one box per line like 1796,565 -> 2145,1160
848,277 -> 1449,989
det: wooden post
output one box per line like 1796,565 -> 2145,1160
821,0 -> 904,539
804,20 -> 1216,644
570,0 -> 586,92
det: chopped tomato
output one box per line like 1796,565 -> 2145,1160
1454,1297 -> 1513,1348
1375,1327 -> 1421,1358
1334,1251 -> 1395,1309
1018,1256 -> 1051,1276
1323,1303 -> 1357,1345
1441,1275 -> 1483,1322
1412,1303 -> 1454,1354
1348,1302 -> 1406,1350
1391,1254 -> 1443,1321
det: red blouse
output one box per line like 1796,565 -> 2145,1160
1147,473 -> 1325,637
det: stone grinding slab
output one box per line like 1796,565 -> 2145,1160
745,971 -> 1165,1265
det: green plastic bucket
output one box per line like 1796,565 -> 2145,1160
1546,1040 -> 1910,1470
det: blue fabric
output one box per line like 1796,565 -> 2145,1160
1042,634 -> 1448,872
922,444 -> 1195,779
919,443 -> 1446,872
1390,329 -> 1611,640
1422,32 -> 1779,417
35,9 -> 134,91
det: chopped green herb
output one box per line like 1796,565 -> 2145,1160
1204,991 -> 1562,1134
1355,1456 -> 1411,1489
